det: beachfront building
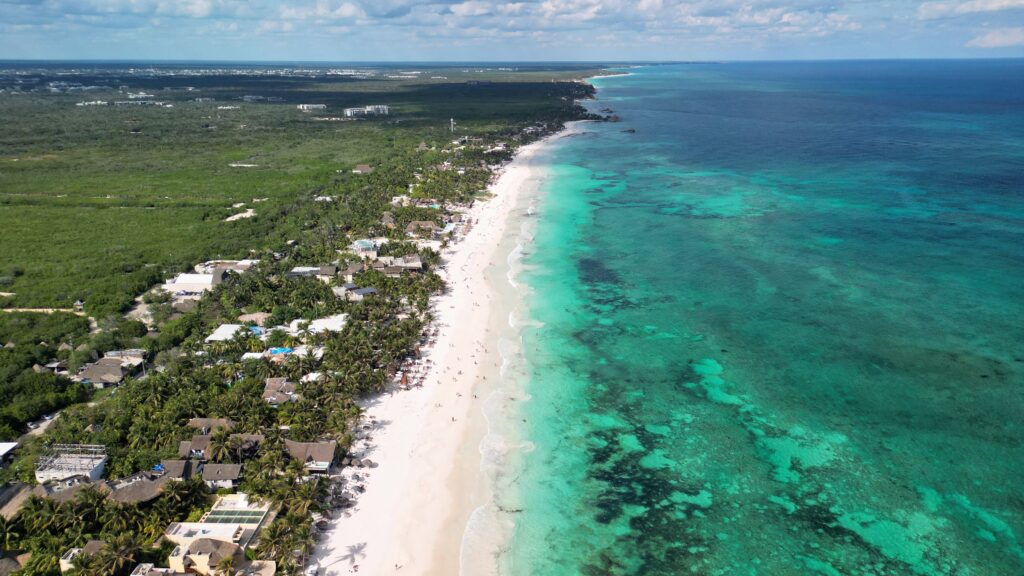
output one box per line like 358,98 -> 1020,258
170,538 -> 245,576
178,433 -> 261,462
406,220 -> 439,238
296,104 -> 326,111
284,439 -> 337,475
165,493 -> 271,553
35,444 -> 107,483
130,564 -> 189,576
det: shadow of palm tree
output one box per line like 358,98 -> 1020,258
340,542 -> 367,565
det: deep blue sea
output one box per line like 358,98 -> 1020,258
506,61 -> 1024,576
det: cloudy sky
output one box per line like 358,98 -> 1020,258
1,0 -> 1023,61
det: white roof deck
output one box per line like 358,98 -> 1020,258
205,324 -> 243,343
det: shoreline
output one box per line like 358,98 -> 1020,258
311,126 -> 576,576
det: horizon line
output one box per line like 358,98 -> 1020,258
1,56 -> 1023,65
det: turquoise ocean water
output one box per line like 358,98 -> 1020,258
503,62 -> 1024,575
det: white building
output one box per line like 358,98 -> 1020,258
0,442 -> 17,467
205,324 -> 244,343
165,493 -> 271,549
287,313 -> 348,335
162,270 -> 226,299
343,104 -> 390,117
297,104 -> 327,111
35,444 -> 108,483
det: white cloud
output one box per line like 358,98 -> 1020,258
918,0 -> 1024,19
966,26 -> 1024,46
279,0 -> 364,21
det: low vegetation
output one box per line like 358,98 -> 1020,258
0,63 -> 605,574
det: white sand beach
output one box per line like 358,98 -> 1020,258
311,133 -> 561,576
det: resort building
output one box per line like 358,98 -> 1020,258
284,439 -> 337,475
347,287 -> 377,302
405,220 -> 439,237
35,444 -> 107,483
76,357 -> 129,388
162,270 -> 227,300
158,459 -> 201,481
343,104 -> 389,117
0,442 -> 16,468
349,238 -> 379,259
31,474 -> 101,504
342,262 -> 365,282
164,493 -> 272,551
130,564 -> 189,576
262,378 -> 298,407
280,313 -> 348,335
205,324 -> 245,343
195,260 -> 258,274
187,418 -> 236,434
59,540 -> 104,573
169,538 -> 245,575
202,463 -> 242,490
105,469 -> 172,505
296,104 -> 327,111
178,435 -> 212,460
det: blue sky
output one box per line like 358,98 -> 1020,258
1,0 -> 1023,61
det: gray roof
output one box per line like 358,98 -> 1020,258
186,417 -> 235,432
160,459 -> 199,480
178,435 -> 211,459
263,378 -> 298,404
79,358 -> 125,384
106,474 -> 167,504
32,475 -> 109,503
202,463 -> 242,482
187,538 -> 244,565
284,439 -> 337,465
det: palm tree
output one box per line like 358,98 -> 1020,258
215,554 -> 236,575
0,515 -> 19,553
257,520 -> 290,559
22,540 -> 60,574
140,512 -> 166,543
19,496 -> 58,532
97,533 -> 141,576
208,429 -> 232,463
228,433 -> 247,463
